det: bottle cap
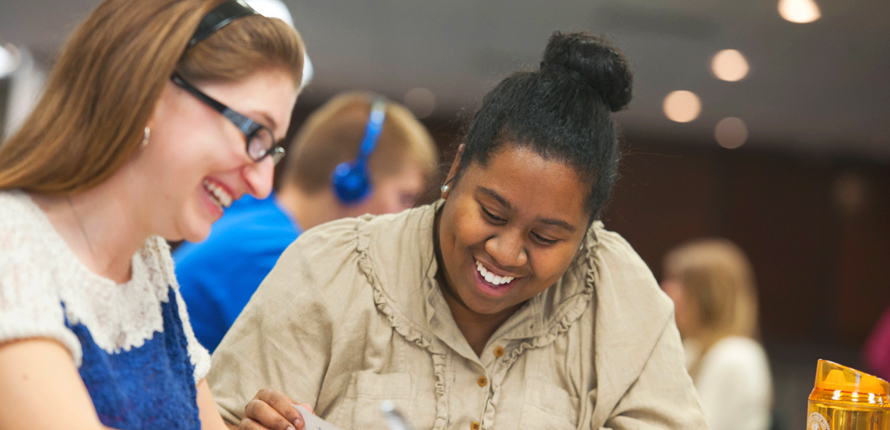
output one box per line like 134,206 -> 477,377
814,359 -> 889,395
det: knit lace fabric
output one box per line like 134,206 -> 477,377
0,190 -> 210,429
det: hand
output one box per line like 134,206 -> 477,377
239,388 -> 313,430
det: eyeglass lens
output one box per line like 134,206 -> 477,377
246,128 -> 276,162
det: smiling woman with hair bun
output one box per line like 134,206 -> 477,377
208,31 -> 707,430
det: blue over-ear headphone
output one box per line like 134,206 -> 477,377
331,97 -> 387,204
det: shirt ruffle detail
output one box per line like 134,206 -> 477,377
355,220 -> 450,430
482,227 -> 601,430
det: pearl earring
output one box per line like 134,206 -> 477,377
441,184 -> 449,194
139,127 -> 151,149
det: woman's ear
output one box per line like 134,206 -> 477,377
441,144 -> 465,199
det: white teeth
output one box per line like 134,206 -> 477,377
203,179 -> 233,210
475,259 -> 515,286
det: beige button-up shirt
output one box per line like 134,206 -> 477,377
208,202 -> 707,430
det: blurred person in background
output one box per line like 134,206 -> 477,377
662,239 -> 773,430
861,306 -> 890,381
173,92 -> 438,352
208,31 -> 707,430
0,0 -> 304,428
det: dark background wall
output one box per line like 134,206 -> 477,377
606,133 -> 890,429
608,133 -> 890,350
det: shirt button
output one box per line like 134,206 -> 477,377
494,347 -> 504,357
477,376 -> 488,387
471,422 -> 480,430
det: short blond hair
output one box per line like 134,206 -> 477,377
282,92 -> 438,194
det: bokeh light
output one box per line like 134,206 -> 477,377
712,49 -> 750,82
245,0 -> 293,26
778,0 -> 821,23
715,117 -> 748,149
663,91 -> 702,123
0,44 -> 20,79
404,87 -> 437,119
245,0 -> 313,88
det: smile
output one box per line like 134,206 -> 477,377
475,259 -> 516,286
203,179 -> 233,211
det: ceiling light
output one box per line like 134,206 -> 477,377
711,49 -> 749,82
778,0 -> 821,23
715,117 -> 748,149
404,88 -> 436,119
663,91 -> 701,123
832,172 -> 867,218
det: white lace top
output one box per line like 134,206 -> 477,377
0,190 -> 210,382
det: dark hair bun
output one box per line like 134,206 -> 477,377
540,31 -> 633,112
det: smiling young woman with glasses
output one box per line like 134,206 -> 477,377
0,0 -> 304,429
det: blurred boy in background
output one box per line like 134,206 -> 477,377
174,92 -> 439,352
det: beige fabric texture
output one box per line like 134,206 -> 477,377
208,201 -> 707,430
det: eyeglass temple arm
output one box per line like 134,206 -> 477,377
171,74 -> 257,135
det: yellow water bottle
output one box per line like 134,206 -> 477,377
807,359 -> 890,430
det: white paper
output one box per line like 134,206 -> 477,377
294,405 -> 346,430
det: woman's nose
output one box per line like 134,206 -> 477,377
485,230 -> 528,268
242,157 -> 275,199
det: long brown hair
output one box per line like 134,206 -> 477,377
663,239 -> 760,378
0,0 -> 304,194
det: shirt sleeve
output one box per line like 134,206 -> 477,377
173,222 -> 297,353
580,225 -> 708,429
207,218 -> 362,425
599,312 -> 709,430
0,223 -> 82,364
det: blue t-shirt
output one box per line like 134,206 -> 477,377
173,195 -> 301,352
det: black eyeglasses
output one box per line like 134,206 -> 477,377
171,73 -> 284,165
